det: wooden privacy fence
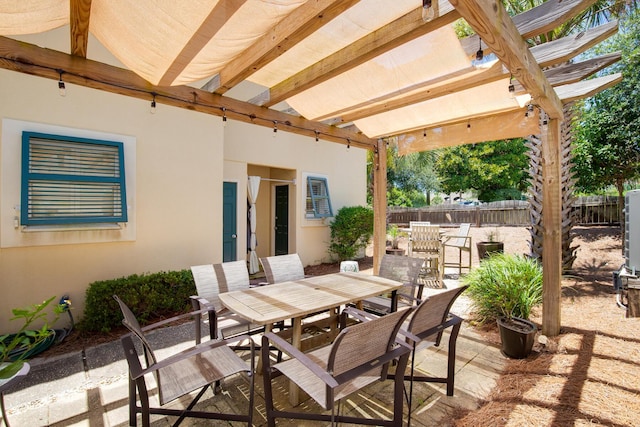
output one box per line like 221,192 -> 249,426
388,196 -> 621,227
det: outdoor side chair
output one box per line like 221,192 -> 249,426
408,223 -> 443,287
190,262 -> 262,342
361,254 -> 426,315
259,253 -> 307,284
442,223 -> 473,275
113,295 -> 255,427
261,306 -> 413,427
399,285 -> 468,426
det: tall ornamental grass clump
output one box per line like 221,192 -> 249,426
462,253 -> 543,324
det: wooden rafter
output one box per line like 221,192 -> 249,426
554,72 -> 623,104
158,0 -> 246,86
460,0 -> 598,58
253,0 -> 459,107
451,0 -> 563,119
531,20 -> 618,68
206,0 -> 360,94
0,36 -> 376,150
302,10 -> 616,125
70,0 -> 92,58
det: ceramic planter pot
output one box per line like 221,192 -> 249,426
476,242 -> 504,260
497,316 -> 537,359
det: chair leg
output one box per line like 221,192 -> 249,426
261,335 -> 277,427
446,322 -> 462,396
393,354 -> 410,427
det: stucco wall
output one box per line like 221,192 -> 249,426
0,70 -> 223,329
225,120 -> 368,267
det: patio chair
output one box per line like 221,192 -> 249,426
259,253 -> 306,284
190,262 -> 260,341
261,306 -> 413,426
361,254 -> 426,315
399,285 -> 468,426
113,295 -> 255,427
442,223 -> 472,275
408,223 -> 443,287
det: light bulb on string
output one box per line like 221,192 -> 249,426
222,107 -> 227,127
467,121 -> 471,133
422,0 -> 434,22
58,71 -> 66,96
508,74 -> 515,98
346,139 -> 351,152
314,130 -> 319,143
475,38 -> 483,61
150,93 -> 157,114
273,121 -> 278,137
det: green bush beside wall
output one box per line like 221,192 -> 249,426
79,269 -> 196,332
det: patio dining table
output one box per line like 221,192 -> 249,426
218,271 -> 404,405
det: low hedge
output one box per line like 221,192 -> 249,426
79,269 -> 196,332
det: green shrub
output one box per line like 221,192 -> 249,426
462,253 -> 542,324
79,269 -> 195,332
328,206 -> 374,261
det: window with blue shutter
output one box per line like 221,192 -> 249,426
21,132 -> 127,226
306,176 -> 333,218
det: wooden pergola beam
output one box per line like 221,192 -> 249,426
460,0 -> 599,58
206,0 -> 359,94
254,0 -> 460,107
397,108 -> 540,154
451,0 -> 563,119
69,0 -> 92,58
0,36 -> 376,150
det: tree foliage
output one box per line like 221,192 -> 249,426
573,8 -> 640,195
436,139 -> 530,202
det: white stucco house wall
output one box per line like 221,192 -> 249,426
0,30 -> 367,330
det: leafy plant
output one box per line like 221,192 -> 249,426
484,228 -> 501,243
80,269 -> 195,332
462,253 -> 542,324
0,296 -> 64,379
328,206 -> 374,261
387,224 -> 405,249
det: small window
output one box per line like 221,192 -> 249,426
306,176 -> 333,218
21,132 -> 127,226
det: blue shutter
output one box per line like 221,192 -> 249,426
21,132 -> 127,225
307,176 -> 333,218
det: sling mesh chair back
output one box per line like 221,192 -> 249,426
114,295 -> 255,427
362,254 -> 425,314
190,261 -> 260,341
442,223 -> 472,275
261,306 -> 413,426
401,285 -> 468,426
259,253 -> 306,284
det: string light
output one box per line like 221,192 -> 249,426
508,74 -> 515,97
475,38 -> 483,61
9,59 -> 366,149
423,129 -> 427,138
346,138 -> 351,151
273,120 -> 278,137
150,93 -> 157,114
421,0 -> 434,22
221,107 -> 227,126
525,104 -> 534,118
314,130 -> 319,143
57,70 -> 66,96
467,121 -> 471,133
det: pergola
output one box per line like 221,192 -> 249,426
0,0 -> 622,336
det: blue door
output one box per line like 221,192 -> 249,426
223,182 -> 237,262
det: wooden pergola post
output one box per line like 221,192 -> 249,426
541,115 -> 563,336
372,139 -> 388,275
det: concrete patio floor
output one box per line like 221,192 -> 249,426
2,284 -> 506,426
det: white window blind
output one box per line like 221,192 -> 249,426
306,176 -> 333,218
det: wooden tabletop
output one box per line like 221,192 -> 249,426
219,272 -> 403,324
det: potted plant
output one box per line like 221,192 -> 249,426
0,296 -> 65,380
385,224 -> 406,255
462,253 -> 543,358
476,228 -> 504,260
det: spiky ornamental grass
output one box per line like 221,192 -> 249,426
462,252 -> 543,324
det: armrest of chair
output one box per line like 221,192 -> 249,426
189,295 -> 218,342
441,235 -> 472,247
400,313 -> 463,345
261,332 -> 339,388
124,332 -> 254,380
